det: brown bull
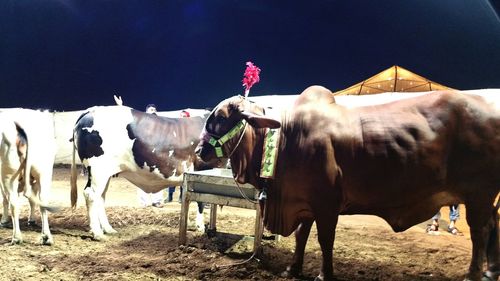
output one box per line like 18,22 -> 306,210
196,86 -> 500,281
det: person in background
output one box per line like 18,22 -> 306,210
137,104 -> 165,208
426,204 -> 462,235
167,110 -> 190,203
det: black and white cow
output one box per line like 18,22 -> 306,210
0,109 -> 58,245
70,105 -> 222,241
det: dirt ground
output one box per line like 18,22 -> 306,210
0,167 -> 478,281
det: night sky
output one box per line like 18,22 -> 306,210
1,1 -> 500,111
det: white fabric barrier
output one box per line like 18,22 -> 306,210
52,110 -> 85,164
4,89 -> 498,165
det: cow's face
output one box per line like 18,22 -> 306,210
196,95 -> 281,162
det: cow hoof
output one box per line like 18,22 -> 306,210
481,270 -> 500,281
280,266 -> 301,278
196,223 -> 206,233
90,230 -> 107,242
103,227 -> 117,235
315,273 -> 334,281
195,215 -> 205,232
280,270 -> 293,278
463,271 -> 499,281
92,234 -> 108,242
27,220 -> 37,227
40,235 -> 54,246
11,237 -> 23,245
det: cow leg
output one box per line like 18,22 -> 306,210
27,197 -> 36,226
464,198 -> 496,281
315,216 -> 338,281
1,188 -> 10,227
195,202 -> 205,232
4,176 -> 22,244
281,219 -> 314,278
98,178 -> 117,235
484,207 -> 499,281
83,186 -> 105,240
82,167 -> 107,241
27,178 -> 38,226
36,176 -> 54,245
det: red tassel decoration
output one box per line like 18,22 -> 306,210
242,61 -> 261,97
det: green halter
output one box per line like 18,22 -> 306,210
208,120 -> 247,158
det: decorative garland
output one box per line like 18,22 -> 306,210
260,127 -> 280,179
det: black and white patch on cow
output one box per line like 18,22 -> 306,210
71,105 -> 216,241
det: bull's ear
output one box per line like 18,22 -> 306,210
241,111 -> 281,129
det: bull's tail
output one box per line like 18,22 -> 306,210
70,130 -> 78,208
15,123 -> 59,213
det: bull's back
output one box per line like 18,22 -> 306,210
293,85 -> 336,108
332,92 -> 500,223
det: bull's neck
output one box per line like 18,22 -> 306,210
230,111 -> 290,190
230,125 -> 265,188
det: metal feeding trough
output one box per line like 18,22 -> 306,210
185,168 -> 256,199
178,168 -> 263,252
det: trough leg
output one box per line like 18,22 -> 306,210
179,180 -> 190,245
253,203 -> 263,254
209,203 -> 217,231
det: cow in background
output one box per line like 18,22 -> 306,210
196,86 -> 500,281
71,105 -> 223,241
0,109 -> 58,245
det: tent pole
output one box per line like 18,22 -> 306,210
394,65 -> 398,92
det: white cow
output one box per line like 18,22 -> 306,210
70,106 -> 222,241
0,109 -> 58,245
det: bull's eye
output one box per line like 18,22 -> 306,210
206,114 -> 228,136
215,115 -> 227,123
208,116 -> 226,133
